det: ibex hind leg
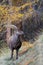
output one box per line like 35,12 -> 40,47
10,49 -> 14,59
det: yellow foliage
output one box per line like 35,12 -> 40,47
8,6 -> 20,12
0,2 -> 34,24
20,2 -> 32,9
0,5 -> 24,23
0,6 -> 8,15
12,0 -> 22,5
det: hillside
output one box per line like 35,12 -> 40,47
0,33 -> 43,65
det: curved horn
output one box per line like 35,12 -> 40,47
4,24 -> 18,30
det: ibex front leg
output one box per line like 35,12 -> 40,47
16,49 -> 19,59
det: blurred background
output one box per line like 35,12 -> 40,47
0,0 -> 43,65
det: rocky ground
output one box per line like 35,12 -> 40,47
0,32 -> 43,65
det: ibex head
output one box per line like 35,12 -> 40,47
4,24 -> 24,35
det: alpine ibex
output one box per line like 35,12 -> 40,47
5,24 -> 24,59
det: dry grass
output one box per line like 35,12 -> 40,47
18,41 -> 34,56
21,59 -> 34,65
